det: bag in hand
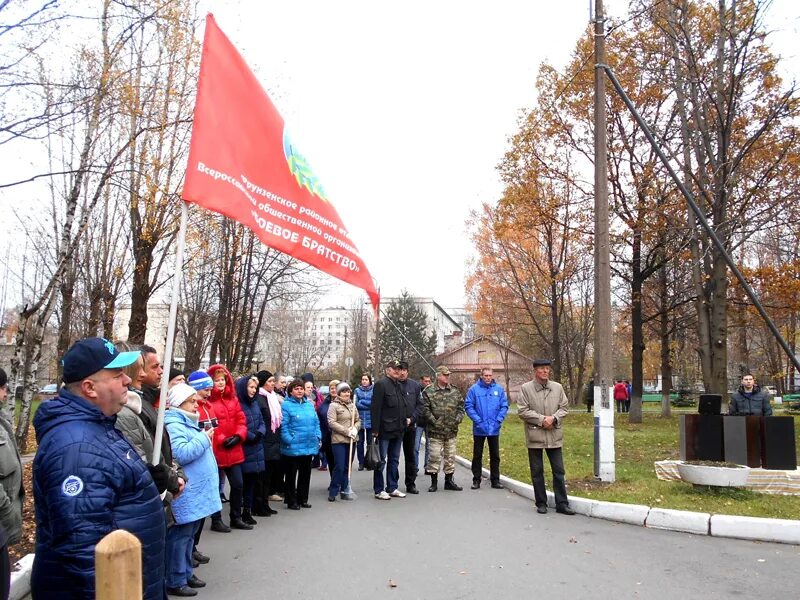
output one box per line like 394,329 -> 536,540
364,438 -> 381,471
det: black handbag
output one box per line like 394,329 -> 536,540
364,437 -> 381,470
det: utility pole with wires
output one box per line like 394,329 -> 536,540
592,0 -> 616,483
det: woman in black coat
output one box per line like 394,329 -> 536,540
254,371 -> 284,513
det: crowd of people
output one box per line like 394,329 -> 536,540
18,337 -> 576,599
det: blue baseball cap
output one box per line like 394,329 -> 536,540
61,338 -> 141,384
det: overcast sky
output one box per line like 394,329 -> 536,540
2,1 -> 797,315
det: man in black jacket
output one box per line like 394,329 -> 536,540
398,361 -> 423,494
729,374 -> 773,416
371,360 -> 407,500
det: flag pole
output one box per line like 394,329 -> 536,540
152,201 -> 189,465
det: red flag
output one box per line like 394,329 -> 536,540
182,14 -> 379,310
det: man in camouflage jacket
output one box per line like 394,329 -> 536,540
422,366 -> 465,492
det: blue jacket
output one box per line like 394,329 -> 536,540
236,377 -> 267,474
280,396 -> 321,457
465,379 -> 509,437
164,409 -> 222,524
355,385 -> 373,429
31,389 -> 166,600
317,396 -> 333,443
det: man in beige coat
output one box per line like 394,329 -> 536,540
517,359 -> 575,515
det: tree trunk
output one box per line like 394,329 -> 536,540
102,290 -> 116,340
659,261 -> 672,418
629,229 -> 644,424
708,250 -> 729,394
127,249 -> 154,344
87,285 -> 103,338
57,260 -> 76,372
549,278 -> 562,381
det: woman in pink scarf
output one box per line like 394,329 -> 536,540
254,371 -> 284,513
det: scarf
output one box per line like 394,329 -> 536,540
260,388 -> 283,432
176,407 -> 200,425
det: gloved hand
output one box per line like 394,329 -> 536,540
348,427 -> 358,440
222,434 -> 241,449
147,463 -> 170,494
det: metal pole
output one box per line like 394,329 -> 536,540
593,0 -> 615,482
602,66 -> 800,379
379,309 -> 437,375
151,201 -> 188,466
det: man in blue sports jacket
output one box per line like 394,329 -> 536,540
31,338 -> 168,599
465,367 -> 509,490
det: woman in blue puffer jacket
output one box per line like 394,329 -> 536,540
280,379 -> 321,510
163,383 -> 222,595
236,375 -> 267,525
355,374 -> 373,470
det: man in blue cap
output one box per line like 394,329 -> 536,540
31,338 -> 168,599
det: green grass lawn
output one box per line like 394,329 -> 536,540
457,409 -> 800,520
14,398 -> 42,424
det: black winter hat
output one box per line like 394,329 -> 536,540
256,370 -> 273,388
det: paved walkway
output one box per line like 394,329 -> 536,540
195,461 -> 798,599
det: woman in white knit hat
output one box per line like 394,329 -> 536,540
163,383 -> 221,596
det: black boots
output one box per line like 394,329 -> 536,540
428,473 -> 438,492
444,473 -> 462,491
230,516 -> 253,530
242,510 -> 258,526
210,519 -> 230,533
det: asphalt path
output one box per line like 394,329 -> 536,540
195,461 -> 798,600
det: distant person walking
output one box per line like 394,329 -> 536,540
613,380 -> 628,413
517,358 -> 575,516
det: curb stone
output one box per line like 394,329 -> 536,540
454,453 -> 799,545
10,553 -> 33,600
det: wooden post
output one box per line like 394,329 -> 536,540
95,529 -> 142,600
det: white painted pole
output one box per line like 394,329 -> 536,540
594,380 -> 615,482
151,201 -> 188,466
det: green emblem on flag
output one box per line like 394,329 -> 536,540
283,129 -> 328,202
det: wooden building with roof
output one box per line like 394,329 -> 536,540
435,335 -> 533,401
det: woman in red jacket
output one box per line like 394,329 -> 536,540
207,364 -> 252,532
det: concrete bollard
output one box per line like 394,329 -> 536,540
95,530 -> 142,600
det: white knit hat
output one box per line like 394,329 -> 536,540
167,383 -> 197,409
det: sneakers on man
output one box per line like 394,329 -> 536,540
389,489 -> 406,498
374,491 -> 391,500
